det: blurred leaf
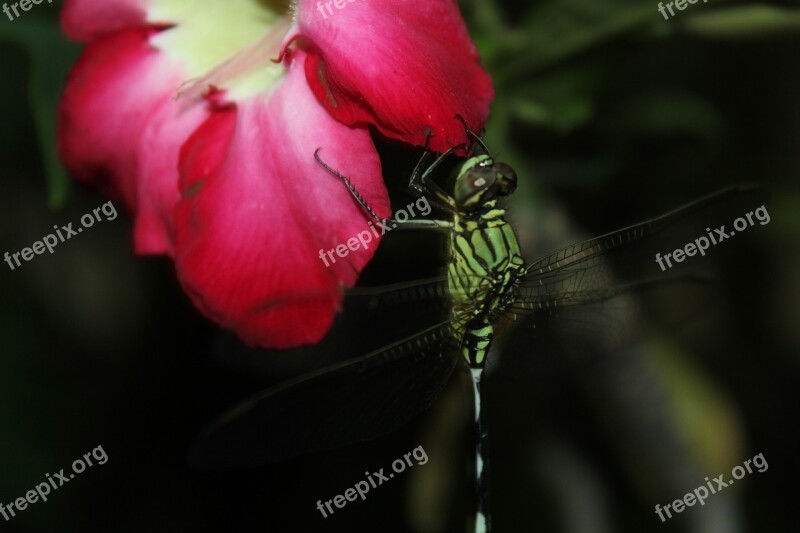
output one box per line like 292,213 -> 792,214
653,341 -> 744,473
512,99 -> 589,131
767,188 -> 800,238
492,0 -> 661,83
681,5 -> 800,39
463,0 -> 505,44
607,90 -> 726,142
509,65 -> 603,133
0,17 -> 80,208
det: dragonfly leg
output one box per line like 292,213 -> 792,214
314,147 -> 386,224
409,132 -> 458,211
388,219 -> 453,231
455,114 -> 491,156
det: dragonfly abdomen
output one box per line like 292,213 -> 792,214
448,208 -> 526,368
459,323 -> 494,367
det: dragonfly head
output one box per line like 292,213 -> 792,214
453,154 -> 517,211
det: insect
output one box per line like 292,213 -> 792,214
191,123 -> 758,533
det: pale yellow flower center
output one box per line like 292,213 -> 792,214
149,0 -> 293,101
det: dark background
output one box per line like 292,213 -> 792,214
1,0 -> 798,531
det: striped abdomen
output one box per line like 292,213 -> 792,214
448,212 -> 525,367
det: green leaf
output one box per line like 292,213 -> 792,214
491,0 -> 662,83
606,90 -> 726,142
508,65 -> 603,133
0,16 -> 80,208
652,340 -> 744,473
681,5 -> 800,39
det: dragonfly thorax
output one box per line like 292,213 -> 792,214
448,202 -> 526,368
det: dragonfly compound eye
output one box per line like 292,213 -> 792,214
492,162 -> 517,196
455,166 -> 496,207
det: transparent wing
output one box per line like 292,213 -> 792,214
191,321 -> 460,470
333,185 -> 763,322
209,277 -> 454,377
494,184 -> 765,377
515,184 -> 763,307
346,275 -> 451,308
494,279 -> 709,380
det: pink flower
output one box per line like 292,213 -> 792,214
57,0 -> 493,348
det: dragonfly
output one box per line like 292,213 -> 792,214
190,123 -> 759,533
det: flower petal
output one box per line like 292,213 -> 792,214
57,27 -> 209,254
133,98 -> 209,254
61,0 -> 148,41
174,52 -> 390,349
295,0 -> 494,153
57,28 -> 160,211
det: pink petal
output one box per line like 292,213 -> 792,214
57,28 -> 160,212
133,99 -> 209,255
174,52 -> 390,349
57,27 -> 209,255
295,0 -> 494,153
61,0 -> 149,42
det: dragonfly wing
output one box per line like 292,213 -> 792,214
494,184 -> 765,377
496,281 -> 701,380
210,276 -> 453,377
346,275 -> 451,308
519,184 -> 764,297
504,184 -> 765,321
191,321 -> 459,470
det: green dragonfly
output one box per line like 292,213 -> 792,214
191,125 -> 759,533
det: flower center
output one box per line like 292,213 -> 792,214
175,17 -> 292,102
149,0 -> 292,101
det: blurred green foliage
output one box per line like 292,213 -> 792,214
0,3 -> 79,207
0,1 -> 798,532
